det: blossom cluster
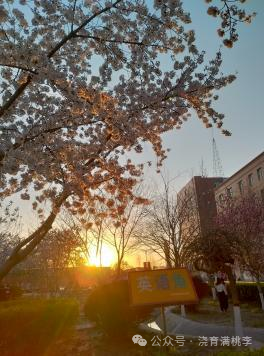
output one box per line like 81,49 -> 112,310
0,0 -> 236,222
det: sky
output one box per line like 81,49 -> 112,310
138,0 -> 264,192
8,1 -> 264,266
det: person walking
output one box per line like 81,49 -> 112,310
215,278 -> 228,312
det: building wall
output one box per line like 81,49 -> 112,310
215,152 -> 264,203
193,176 -> 225,235
178,176 -> 225,236
214,152 -> 264,281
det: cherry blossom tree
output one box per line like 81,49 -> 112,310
0,203 -> 20,266
205,0 -> 255,48
0,0 -> 250,280
192,195 -> 264,335
192,229 -> 244,336
216,195 -> 264,310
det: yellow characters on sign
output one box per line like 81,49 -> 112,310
128,268 -> 198,306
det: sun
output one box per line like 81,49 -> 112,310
88,244 -> 116,267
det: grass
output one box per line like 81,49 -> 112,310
1,296 -> 263,356
234,282 -> 264,286
0,297 -> 79,356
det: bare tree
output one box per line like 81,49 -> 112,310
20,229 -> 85,293
139,177 -> 200,268
59,208 -> 96,265
103,188 -> 149,276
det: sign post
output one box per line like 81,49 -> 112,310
160,305 -> 167,337
128,268 -> 198,334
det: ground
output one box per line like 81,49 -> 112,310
1,296 -> 264,356
173,298 -> 264,329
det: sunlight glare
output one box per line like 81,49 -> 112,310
88,244 -> 116,267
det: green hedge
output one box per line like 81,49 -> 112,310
0,298 -> 78,356
226,283 -> 264,305
84,279 -> 153,338
185,276 -> 211,313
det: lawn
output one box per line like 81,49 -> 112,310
0,297 -> 79,356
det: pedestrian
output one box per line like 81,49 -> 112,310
215,278 -> 228,312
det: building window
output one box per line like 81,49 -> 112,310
226,187 -> 233,197
257,167 -> 263,181
248,173 -> 253,187
219,194 -> 224,202
238,180 -> 244,194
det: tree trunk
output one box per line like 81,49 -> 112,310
256,278 -> 264,311
164,241 -> 172,268
0,191 -> 69,282
226,266 -> 244,337
180,304 -> 186,318
116,256 -> 122,277
211,287 -> 217,300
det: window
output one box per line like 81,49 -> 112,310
238,180 -> 244,194
257,167 -> 263,181
219,194 -> 224,202
248,173 -> 253,187
226,187 -> 233,197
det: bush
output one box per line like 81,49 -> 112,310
192,276 -> 211,299
185,276 -> 211,313
0,284 -> 22,301
84,279 -> 153,337
227,283 -> 264,305
0,298 -> 78,356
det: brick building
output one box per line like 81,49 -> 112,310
178,176 -> 226,236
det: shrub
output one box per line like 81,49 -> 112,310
192,276 -> 211,299
0,298 -> 78,355
84,279 -> 153,337
226,283 -> 264,305
0,284 -> 22,301
185,276 -> 211,313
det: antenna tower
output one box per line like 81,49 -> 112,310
212,136 -> 224,177
200,158 -> 208,177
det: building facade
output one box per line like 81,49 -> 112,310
214,151 -> 264,281
178,176 -> 225,236
215,151 -> 264,203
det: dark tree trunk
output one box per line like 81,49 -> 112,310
225,265 -> 243,337
0,191 -> 69,282
225,265 -> 239,306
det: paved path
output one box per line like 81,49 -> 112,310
153,307 -> 264,345
75,312 -> 96,330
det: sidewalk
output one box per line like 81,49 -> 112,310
153,307 -> 264,344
